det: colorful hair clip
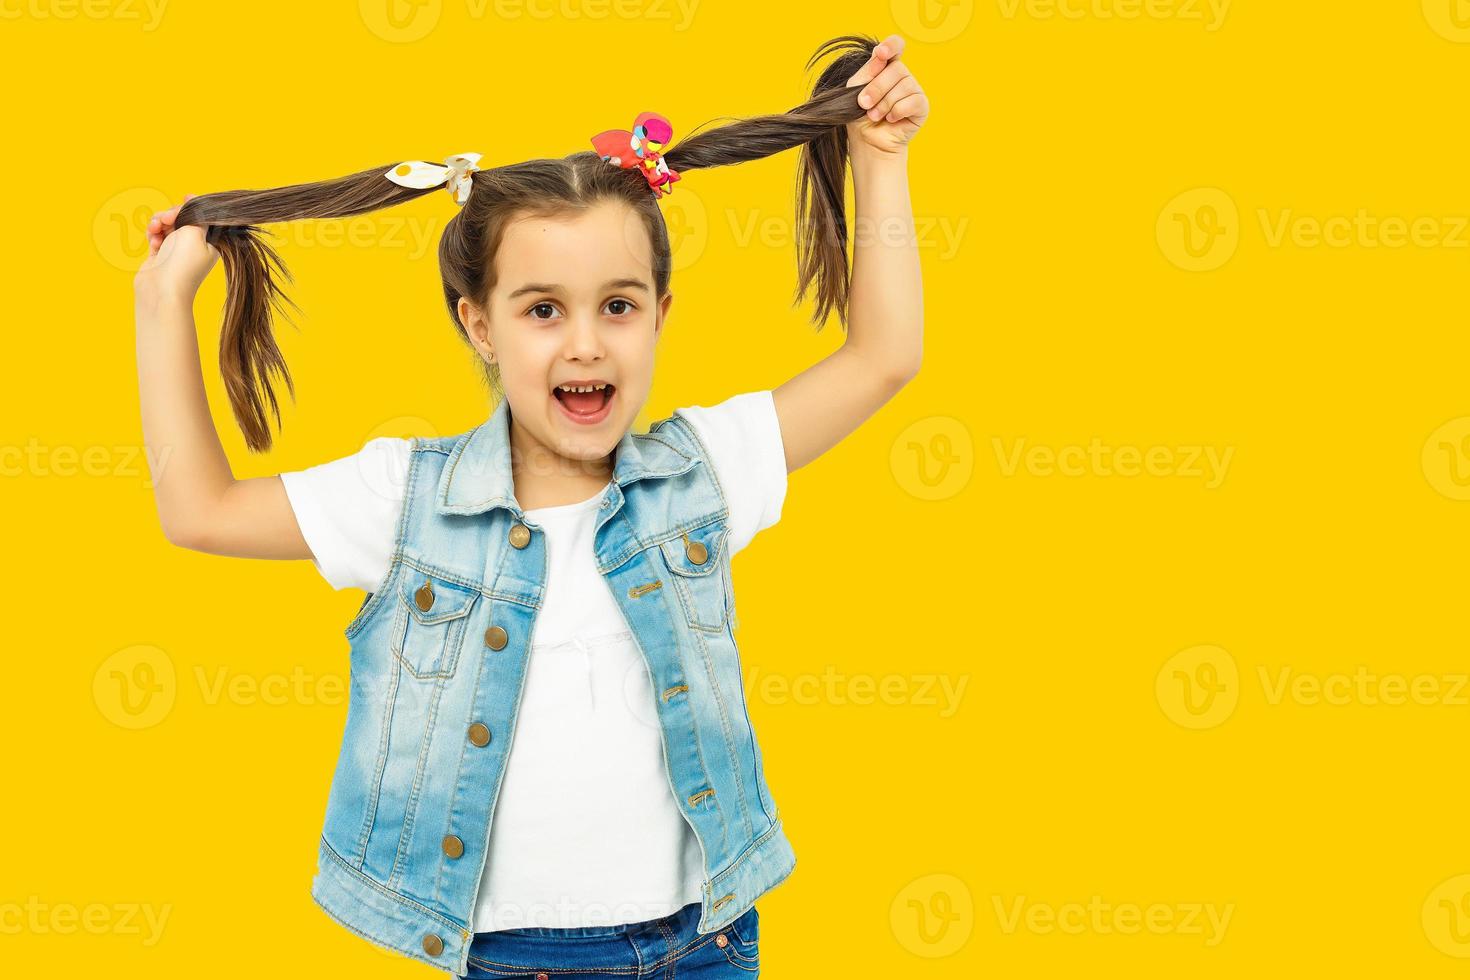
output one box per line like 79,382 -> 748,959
384,153 -> 482,205
590,112 -> 681,199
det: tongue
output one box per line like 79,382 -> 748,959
558,388 -> 607,414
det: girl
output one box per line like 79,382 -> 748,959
133,33 -> 927,979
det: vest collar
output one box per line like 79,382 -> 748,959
434,395 -> 698,516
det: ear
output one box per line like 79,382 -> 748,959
458,296 -> 493,358
655,291 -> 673,340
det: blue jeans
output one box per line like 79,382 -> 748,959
457,902 -> 760,978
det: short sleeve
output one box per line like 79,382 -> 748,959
674,390 -> 788,557
279,436 -> 412,592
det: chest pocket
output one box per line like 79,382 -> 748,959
392,573 -> 479,679
658,519 -> 733,633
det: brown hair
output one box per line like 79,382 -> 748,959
174,34 -> 877,452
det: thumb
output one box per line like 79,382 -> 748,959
845,47 -> 889,89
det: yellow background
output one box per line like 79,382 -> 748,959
6,0 -> 1470,975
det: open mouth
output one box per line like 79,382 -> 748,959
551,383 -> 616,424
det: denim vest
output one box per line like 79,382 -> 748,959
308,397 -> 796,974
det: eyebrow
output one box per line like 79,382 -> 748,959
506,278 -> 651,299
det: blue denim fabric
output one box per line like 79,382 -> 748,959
458,903 -> 760,978
308,397 -> 794,974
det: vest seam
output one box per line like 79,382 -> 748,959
434,529 -> 513,918
598,514 -> 731,576
320,834 -> 464,931
730,612 -> 774,823
309,886 -> 445,971
356,607 -> 402,865
344,438 -> 434,642
438,423 -> 489,512
664,415 -> 730,514
389,670 -> 454,889
431,591 -> 494,913
614,550 -> 727,877
662,416 -> 753,841
691,622 -> 755,844
471,537 -> 544,933
707,817 -> 786,891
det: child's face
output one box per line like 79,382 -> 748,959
466,199 -> 672,473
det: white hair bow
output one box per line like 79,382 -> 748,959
384,153 -> 483,205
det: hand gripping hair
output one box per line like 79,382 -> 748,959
169,34 -> 881,453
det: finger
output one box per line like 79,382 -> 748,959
860,62 -> 912,117
871,75 -> 921,121
149,203 -> 183,236
885,91 -> 930,125
875,34 -> 904,61
847,54 -> 885,89
847,40 -> 893,89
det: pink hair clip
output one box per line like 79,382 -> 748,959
590,112 -> 682,199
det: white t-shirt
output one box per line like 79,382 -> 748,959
280,391 -> 788,931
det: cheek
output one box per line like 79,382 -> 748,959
493,326 -> 554,372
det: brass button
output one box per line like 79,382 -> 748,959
422,934 -> 444,956
468,722 -> 491,747
484,625 -> 508,650
509,523 -> 531,548
442,834 -> 464,859
715,934 -> 728,948
414,582 -> 434,611
686,539 -> 708,565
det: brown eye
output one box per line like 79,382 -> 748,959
606,299 -> 634,316
530,302 -> 557,320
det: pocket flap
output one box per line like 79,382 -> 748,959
659,521 -> 728,578
398,574 -> 478,625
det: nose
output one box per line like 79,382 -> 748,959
561,311 -> 606,363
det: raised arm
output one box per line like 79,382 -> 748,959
772,34 -> 928,473
134,202 -> 311,559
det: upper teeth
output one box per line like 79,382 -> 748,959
557,383 -> 608,392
